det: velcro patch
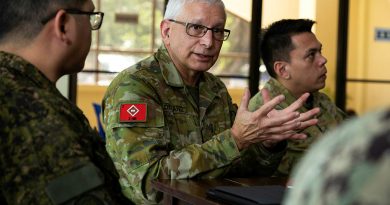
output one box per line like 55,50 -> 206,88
119,103 -> 147,122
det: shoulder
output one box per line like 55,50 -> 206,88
248,91 -> 264,112
313,107 -> 389,153
284,107 -> 390,205
104,55 -> 162,99
114,55 -> 161,83
316,91 -> 333,101
316,92 -> 346,118
248,79 -> 281,111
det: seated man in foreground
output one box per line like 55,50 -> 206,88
284,107 -> 389,205
0,0 -> 131,204
249,19 -> 347,176
102,0 -> 319,203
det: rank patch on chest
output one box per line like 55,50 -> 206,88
119,103 -> 147,122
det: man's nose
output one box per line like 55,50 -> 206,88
319,53 -> 327,66
200,29 -> 214,48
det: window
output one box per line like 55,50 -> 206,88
80,0 -> 253,89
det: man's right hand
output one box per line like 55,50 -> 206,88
231,88 -> 319,150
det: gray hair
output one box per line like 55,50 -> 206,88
163,0 -> 225,20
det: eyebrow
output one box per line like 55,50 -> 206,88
305,44 -> 322,54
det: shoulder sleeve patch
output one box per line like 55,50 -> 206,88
119,103 -> 147,122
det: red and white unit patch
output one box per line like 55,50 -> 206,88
119,103 -> 147,122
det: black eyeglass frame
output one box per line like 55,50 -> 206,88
168,19 -> 230,41
41,9 -> 104,30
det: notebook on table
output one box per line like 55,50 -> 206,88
206,185 -> 286,205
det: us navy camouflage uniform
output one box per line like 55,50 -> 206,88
283,108 -> 390,205
103,45 -> 285,204
248,78 -> 346,176
0,51 -> 132,205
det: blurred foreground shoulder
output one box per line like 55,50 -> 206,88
284,107 -> 390,205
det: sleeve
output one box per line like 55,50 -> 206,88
227,138 -> 287,177
103,77 -> 241,204
0,90 -> 126,204
231,90 -> 286,176
336,106 -> 348,121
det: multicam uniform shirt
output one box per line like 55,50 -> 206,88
103,45 -> 285,204
248,78 -> 346,176
284,108 -> 390,205
0,51 -> 132,205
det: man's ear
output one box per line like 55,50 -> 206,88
274,61 -> 291,80
160,19 -> 171,45
53,10 -> 71,45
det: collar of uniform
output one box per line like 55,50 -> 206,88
266,78 -> 293,99
266,78 -> 319,112
0,51 -> 54,90
155,44 -> 185,87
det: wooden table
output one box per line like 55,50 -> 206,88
152,177 -> 287,205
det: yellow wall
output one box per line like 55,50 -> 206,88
262,0 -> 300,26
77,85 -> 107,129
347,0 -> 390,114
315,0 -> 339,100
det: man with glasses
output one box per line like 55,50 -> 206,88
103,0 -> 319,203
0,0 -> 131,204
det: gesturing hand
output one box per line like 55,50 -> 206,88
231,88 -> 319,150
260,89 -> 320,148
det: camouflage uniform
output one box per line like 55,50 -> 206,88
0,51 -> 132,205
283,108 -> 390,205
103,45 -> 285,204
248,78 -> 346,176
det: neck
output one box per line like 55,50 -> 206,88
0,39 -> 60,83
178,69 -> 201,87
276,77 -> 307,99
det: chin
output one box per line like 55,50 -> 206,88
318,84 -> 326,90
200,61 -> 217,71
70,64 -> 85,74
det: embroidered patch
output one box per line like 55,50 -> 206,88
119,103 -> 147,122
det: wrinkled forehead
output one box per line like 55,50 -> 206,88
178,1 -> 226,24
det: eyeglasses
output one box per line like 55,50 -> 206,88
41,9 -> 104,30
168,19 -> 230,41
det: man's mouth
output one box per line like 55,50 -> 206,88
194,53 -> 213,60
320,73 -> 327,80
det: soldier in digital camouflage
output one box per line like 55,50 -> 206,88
103,0 -> 321,204
0,0 -> 132,204
283,108 -> 390,205
248,19 -> 347,176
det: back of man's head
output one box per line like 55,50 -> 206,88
261,19 -> 315,78
0,0 -> 84,45
163,0 -> 225,20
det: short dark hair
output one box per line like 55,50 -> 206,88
261,19 -> 315,78
0,0 -> 85,43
